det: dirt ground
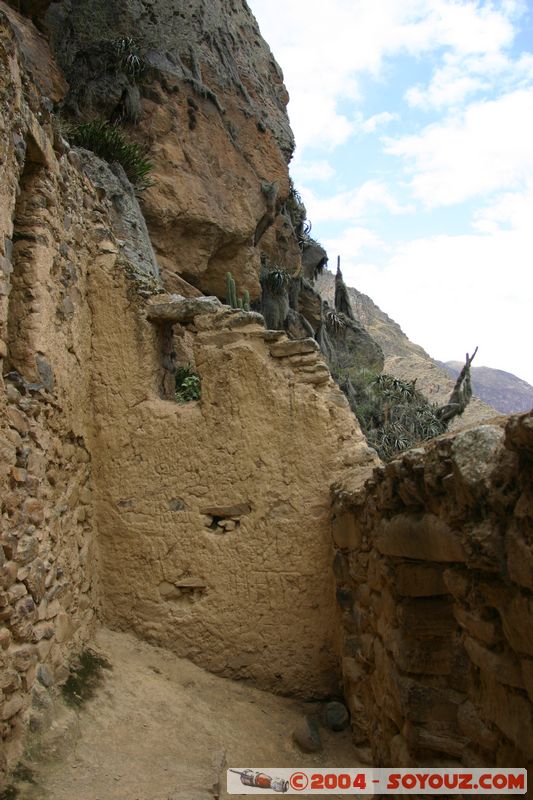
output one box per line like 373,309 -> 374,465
9,628 -> 365,800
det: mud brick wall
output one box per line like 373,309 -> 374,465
332,413 -> 533,772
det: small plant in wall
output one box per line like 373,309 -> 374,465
175,365 -> 201,404
225,271 -> 251,310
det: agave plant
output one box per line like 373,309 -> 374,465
263,267 -> 291,294
67,120 -> 153,186
324,307 -> 346,333
113,36 -> 145,78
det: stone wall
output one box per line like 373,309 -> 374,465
333,412 -> 533,771
0,7 -> 107,780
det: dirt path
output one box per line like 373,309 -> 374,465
11,628 -> 363,800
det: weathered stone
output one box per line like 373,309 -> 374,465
397,598 -> 456,639
1,693 -> 24,720
11,466 -> 28,483
332,510 -> 361,550
457,700 -> 499,751
76,149 -> 159,279
6,406 -> 29,435
296,370 -> 330,386
323,701 -> 350,731
452,426 -> 504,489
0,669 -> 21,692
146,295 -> 221,324
269,338 -> 320,358
387,630 -> 457,676
36,664 -> 54,688
506,525 -> 533,592
22,498 -> 44,525
499,594 -> 533,657
375,514 -> 466,562
394,563 -> 447,597
14,535 -> 39,566
479,671 -> 533,758
453,606 -> 501,646
464,637 -> 524,688
292,715 -> 322,753
403,720 -> 468,758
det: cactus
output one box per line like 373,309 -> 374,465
226,272 -> 237,308
225,271 -> 250,311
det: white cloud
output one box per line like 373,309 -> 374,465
323,226 -> 387,261
302,180 -> 414,224
360,111 -> 399,133
291,159 -> 336,183
405,45 -> 533,111
339,224 -> 533,384
249,0 -> 521,151
385,89 -> 533,206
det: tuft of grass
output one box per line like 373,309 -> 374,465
61,649 -> 111,708
66,120 -> 153,186
175,365 -> 201,404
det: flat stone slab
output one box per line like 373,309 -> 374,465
269,338 -> 320,358
146,294 -> 221,323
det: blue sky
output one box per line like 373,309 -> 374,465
248,0 -> 533,385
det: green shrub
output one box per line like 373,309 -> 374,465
336,369 -> 447,461
175,365 -> 201,403
67,120 -> 153,186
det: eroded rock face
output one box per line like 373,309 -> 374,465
332,411 -> 533,769
44,0 -> 296,299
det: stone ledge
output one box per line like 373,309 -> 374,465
269,338 -> 320,358
146,294 -> 221,324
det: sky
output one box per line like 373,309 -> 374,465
248,0 -> 533,385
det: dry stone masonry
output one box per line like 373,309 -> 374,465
333,412 -> 533,772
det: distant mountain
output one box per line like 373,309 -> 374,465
316,271 -> 498,428
437,362 -> 533,414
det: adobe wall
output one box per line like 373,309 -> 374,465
333,412 -> 533,771
88,267 -> 377,697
